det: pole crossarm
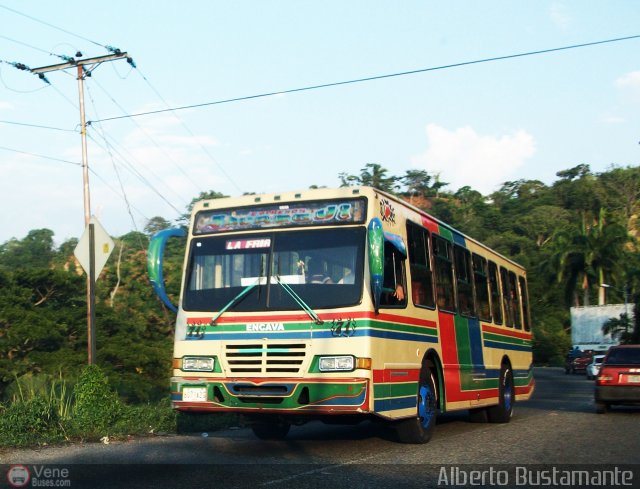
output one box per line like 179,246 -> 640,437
31,52 -> 129,74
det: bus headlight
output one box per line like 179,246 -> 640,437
319,356 -> 355,372
182,356 -> 215,372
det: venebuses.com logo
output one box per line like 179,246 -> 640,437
6,465 -> 30,488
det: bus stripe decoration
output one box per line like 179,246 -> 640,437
150,187 -> 535,443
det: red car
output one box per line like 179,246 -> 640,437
595,345 -> 640,413
571,353 -> 593,374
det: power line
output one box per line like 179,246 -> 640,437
134,67 -> 243,194
0,119 -> 76,132
0,3 -> 106,49
88,75 -> 204,195
0,145 -> 81,166
86,131 -> 185,216
91,33 -> 640,124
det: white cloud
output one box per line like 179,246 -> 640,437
0,101 -> 13,111
411,124 -> 536,195
602,114 -> 625,124
615,71 -> 640,102
549,2 -> 572,30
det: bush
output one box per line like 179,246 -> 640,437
0,397 -> 64,446
113,398 -> 176,435
71,364 -> 122,438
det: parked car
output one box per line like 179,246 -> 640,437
587,354 -> 606,380
595,345 -> 640,413
564,347 -> 584,374
566,352 -> 593,374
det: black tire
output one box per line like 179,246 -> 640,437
487,365 -> 514,423
251,421 -> 291,440
396,365 -> 438,444
595,401 -> 608,414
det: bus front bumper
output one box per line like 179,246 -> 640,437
171,377 -> 370,415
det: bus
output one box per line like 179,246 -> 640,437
147,186 -> 535,443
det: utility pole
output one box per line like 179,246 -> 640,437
32,52 -> 130,364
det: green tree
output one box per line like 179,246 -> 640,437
0,229 -> 55,270
339,163 -> 400,193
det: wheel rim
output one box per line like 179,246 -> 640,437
503,373 -> 513,412
418,384 -> 435,428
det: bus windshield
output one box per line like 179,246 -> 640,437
183,227 -> 365,312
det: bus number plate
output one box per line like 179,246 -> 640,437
626,375 -> 640,383
182,387 -> 208,402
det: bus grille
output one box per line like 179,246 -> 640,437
224,343 -> 307,374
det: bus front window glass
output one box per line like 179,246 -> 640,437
184,236 -> 270,311
183,227 -> 364,312
270,227 -> 365,309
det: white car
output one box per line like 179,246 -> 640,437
587,354 -> 606,380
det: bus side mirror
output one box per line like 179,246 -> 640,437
368,218 -> 384,314
147,228 -> 187,312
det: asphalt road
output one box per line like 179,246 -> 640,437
2,368 -> 639,489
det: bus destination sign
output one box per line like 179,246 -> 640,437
194,199 -> 366,234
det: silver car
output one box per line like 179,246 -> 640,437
587,354 -> 606,380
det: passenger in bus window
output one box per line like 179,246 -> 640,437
307,258 -> 333,284
338,269 -> 355,284
381,243 -> 406,306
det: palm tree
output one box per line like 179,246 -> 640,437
548,211 -> 628,307
602,313 -> 633,344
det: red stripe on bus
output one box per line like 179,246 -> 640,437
481,324 -> 532,340
373,369 -> 420,383
188,310 -> 437,329
420,215 -> 440,234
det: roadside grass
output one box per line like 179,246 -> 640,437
0,366 -> 237,447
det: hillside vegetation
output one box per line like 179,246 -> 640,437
0,163 -> 638,444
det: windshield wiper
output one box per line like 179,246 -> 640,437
210,281 -> 259,325
273,275 -> 324,325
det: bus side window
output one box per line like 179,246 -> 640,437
432,234 -> 456,312
407,222 -> 435,308
518,275 -> 531,331
380,241 -> 407,308
510,270 -> 522,329
488,261 -> 503,325
454,245 -> 475,317
472,254 -> 491,322
500,267 -> 515,328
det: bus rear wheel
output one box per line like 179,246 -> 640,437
396,365 -> 437,444
487,365 -> 514,423
251,420 -> 291,440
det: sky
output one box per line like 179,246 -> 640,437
1,1 -> 639,245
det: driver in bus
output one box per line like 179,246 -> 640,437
307,258 -> 333,284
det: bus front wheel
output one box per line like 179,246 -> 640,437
395,365 -> 437,444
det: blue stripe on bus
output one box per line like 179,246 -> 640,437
452,232 -> 466,247
374,396 -> 416,412
483,340 -> 532,352
188,328 -> 438,342
467,317 -> 485,369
